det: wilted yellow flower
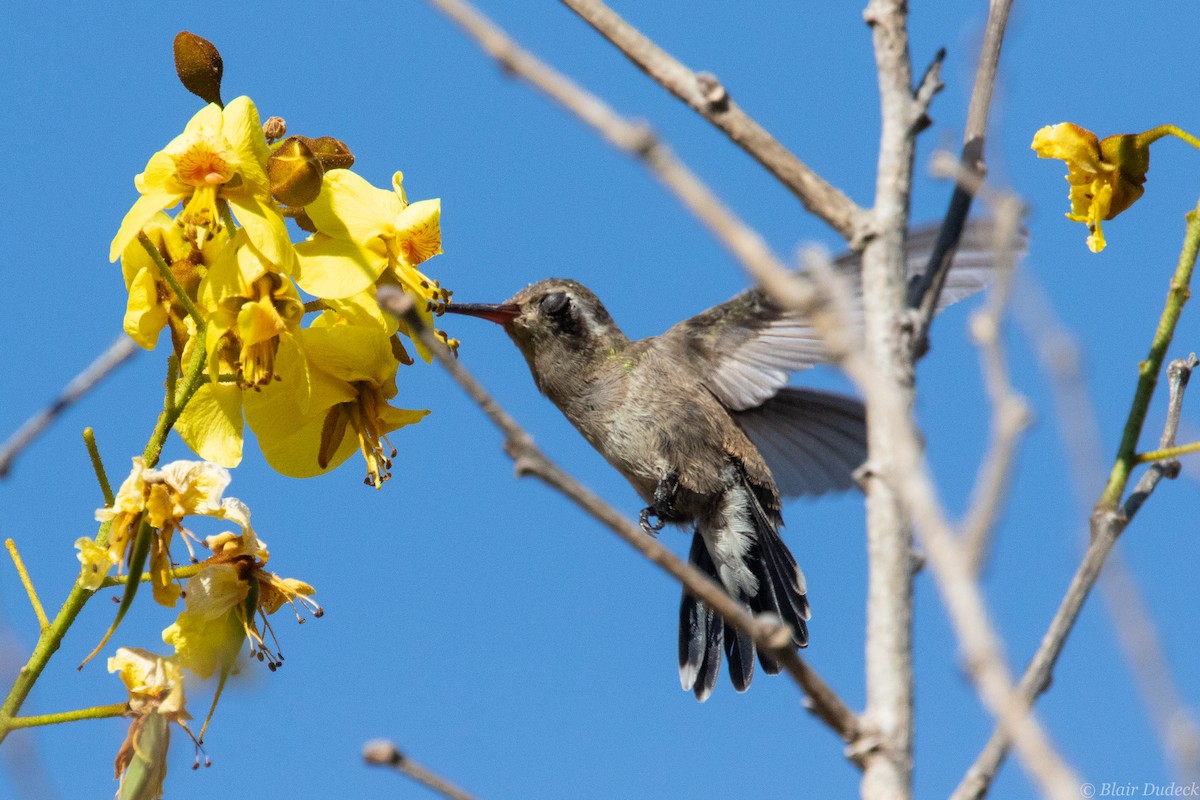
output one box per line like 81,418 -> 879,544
1032,122 -> 1162,253
110,96 -> 294,273
163,503 -> 320,678
108,647 -> 191,800
86,459 -> 233,605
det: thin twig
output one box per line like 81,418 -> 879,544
363,740 -> 479,800
0,335 -> 139,478
958,194 -> 1032,575
908,0 -> 1016,358
377,286 -> 863,746
425,0 -> 805,307
556,0 -> 870,244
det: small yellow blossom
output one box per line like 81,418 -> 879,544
109,647 -> 190,721
244,292 -> 428,487
174,231 -> 311,468
110,96 -> 295,273
294,169 -> 451,360
1032,122 -> 1153,253
163,511 -> 320,678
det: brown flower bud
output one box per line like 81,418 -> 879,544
263,116 -> 288,142
296,136 -> 355,171
173,32 -> 224,107
269,137 -> 324,207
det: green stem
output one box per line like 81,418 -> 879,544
6,703 -> 128,729
1135,439 -> 1200,463
1098,201 -> 1200,510
83,428 -> 114,507
1141,124 -> 1200,152
0,300 -> 210,743
137,232 -> 205,326
99,562 -> 206,589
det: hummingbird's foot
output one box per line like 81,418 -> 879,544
639,469 -> 681,533
653,469 -> 681,518
639,506 -> 666,534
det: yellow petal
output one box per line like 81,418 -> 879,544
393,198 -> 443,266
123,267 -> 169,350
294,235 -> 385,299
110,191 -> 185,262
1031,123 -> 1103,173
175,384 -> 245,467
229,194 -> 296,274
306,169 -> 401,242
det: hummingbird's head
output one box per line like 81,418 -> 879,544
444,278 -> 630,394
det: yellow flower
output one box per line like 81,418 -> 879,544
108,647 -> 192,800
110,96 -> 295,273
243,292 -> 429,488
294,169 -> 451,360
88,458 -> 233,606
174,231 -> 311,468
163,509 -> 320,678
1032,122 -> 1152,253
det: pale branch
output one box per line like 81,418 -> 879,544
908,0 -> 1016,359
424,0 -> 801,305
363,740 -> 480,800
0,334 -> 138,478
958,194 -> 1033,576
376,287 -> 864,747
556,0 -> 870,244
860,1 -> 922,796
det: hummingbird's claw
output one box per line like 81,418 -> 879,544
639,506 -> 666,534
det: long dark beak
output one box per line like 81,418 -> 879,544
443,302 -> 521,325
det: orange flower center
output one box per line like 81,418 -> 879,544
175,144 -> 233,188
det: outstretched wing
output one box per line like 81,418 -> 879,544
665,218 -> 1013,411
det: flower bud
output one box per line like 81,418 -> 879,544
173,32 -> 223,107
297,135 -> 355,171
263,116 -> 287,142
269,137 -> 324,207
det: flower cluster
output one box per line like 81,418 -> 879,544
111,94 -> 454,488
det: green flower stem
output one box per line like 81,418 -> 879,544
1134,439 -> 1200,464
0,310 -> 210,744
1098,201 -> 1200,510
5,539 -> 49,631
137,232 -> 206,326
1142,124 -> 1200,152
165,355 -> 180,415
83,427 -> 114,507
6,703 -> 128,729
99,562 -> 207,589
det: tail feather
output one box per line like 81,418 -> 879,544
678,464 -> 811,700
678,533 -> 724,702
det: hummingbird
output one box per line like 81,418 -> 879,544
445,222 -> 1001,701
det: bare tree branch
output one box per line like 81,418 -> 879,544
363,740 -> 480,800
0,334 -> 138,478
908,0 -> 1016,358
424,0 -> 801,304
556,0 -> 870,244
376,286 -> 864,747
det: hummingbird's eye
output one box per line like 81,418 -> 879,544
540,291 -> 570,317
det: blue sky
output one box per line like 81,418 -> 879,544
2,2 -> 1199,798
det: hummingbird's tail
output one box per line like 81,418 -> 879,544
678,469 -> 810,702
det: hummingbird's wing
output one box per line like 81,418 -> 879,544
667,219 -> 1009,412
732,388 -> 867,498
